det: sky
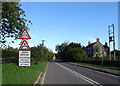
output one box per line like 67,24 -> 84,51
21,0 -> 120,2
8,2 -> 118,52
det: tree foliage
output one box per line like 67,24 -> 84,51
2,44 -> 54,64
1,2 -> 31,44
31,43 -> 54,63
56,42 -> 87,62
55,42 -> 68,59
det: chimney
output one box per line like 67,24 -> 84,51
88,41 -> 91,45
105,42 -> 107,46
96,38 -> 100,42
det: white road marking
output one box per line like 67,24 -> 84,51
41,62 -> 49,85
34,72 -> 43,85
79,66 -> 120,78
70,63 -> 120,78
55,62 -> 102,86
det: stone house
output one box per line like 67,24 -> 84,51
85,38 -> 109,57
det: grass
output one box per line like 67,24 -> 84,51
74,62 -> 120,70
2,61 -> 48,84
0,64 -> 2,86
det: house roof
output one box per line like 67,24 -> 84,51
86,42 -> 109,49
103,45 -> 109,48
86,42 -> 97,48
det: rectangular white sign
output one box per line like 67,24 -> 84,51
19,51 -> 30,66
19,51 -> 30,57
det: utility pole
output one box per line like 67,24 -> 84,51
42,40 -> 45,46
108,24 -> 116,60
41,40 -> 45,59
7,42 -> 10,50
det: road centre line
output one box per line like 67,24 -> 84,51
55,62 -> 102,86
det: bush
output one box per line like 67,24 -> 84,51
2,44 -> 54,64
31,44 -> 54,63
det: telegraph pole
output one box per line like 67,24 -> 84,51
108,24 -> 116,60
41,40 -> 45,59
42,40 -> 45,46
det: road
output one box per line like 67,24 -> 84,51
42,62 -> 120,85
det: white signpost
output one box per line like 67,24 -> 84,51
18,29 -> 31,66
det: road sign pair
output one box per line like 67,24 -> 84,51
18,29 -> 31,51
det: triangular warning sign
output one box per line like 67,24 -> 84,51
18,29 -> 31,39
18,40 -> 31,50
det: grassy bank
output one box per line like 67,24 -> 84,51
2,61 -> 48,84
0,64 -> 2,86
74,62 -> 120,70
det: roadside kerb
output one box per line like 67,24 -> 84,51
34,62 -> 48,85
34,72 -> 43,86
68,62 -> 120,76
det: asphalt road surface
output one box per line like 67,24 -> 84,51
42,62 -> 120,86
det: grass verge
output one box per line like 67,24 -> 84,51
74,62 -> 120,70
2,61 -> 48,84
0,48 -> 1,86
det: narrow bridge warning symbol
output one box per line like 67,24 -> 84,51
18,29 -> 31,39
18,40 -> 30,50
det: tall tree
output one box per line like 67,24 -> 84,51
56,42 -> 87,61
1,2 -> 31,45
55,42 -> 68,59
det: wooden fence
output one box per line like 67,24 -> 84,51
1,50 -> 18,64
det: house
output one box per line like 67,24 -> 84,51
85,38 -> 109,57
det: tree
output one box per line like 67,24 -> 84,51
1,2 -> 32,44
63,42 -> 87,61
55,42 -> 68,59
56,42 -> 87,62
31,43 -> 54,63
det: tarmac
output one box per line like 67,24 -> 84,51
68,62 -> 120,76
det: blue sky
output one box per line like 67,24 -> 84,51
9,2 -> 118,52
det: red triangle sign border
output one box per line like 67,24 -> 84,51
18,29 -> 31,39
18,40 -> 31,50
